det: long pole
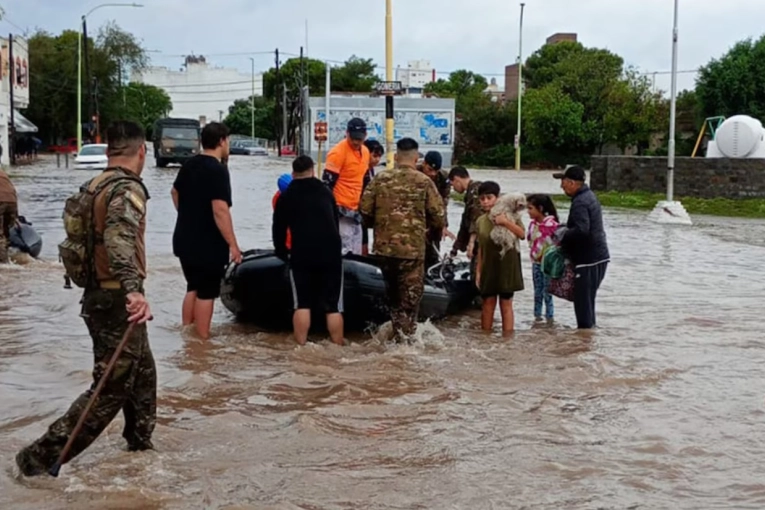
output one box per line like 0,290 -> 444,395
9,34 -> 15,166
515,3 -> 525,172
249,57 -> 255,140
385,0 -> 394,170
82,16 -> 92,143
667,0 -> 679,202
325,60 -> 330,158
77,30 -> 82,151
275,48 -> 282,157
282,83 -> 288,148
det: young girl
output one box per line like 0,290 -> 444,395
526,194 -> 559,321
474,181 -> 525,333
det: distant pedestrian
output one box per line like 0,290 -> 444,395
553,166 -> 610,329
474,181 -> 525,333
323,118 -> 371,255
172,122 -> 242,340
273,156 -> 345,346
0,166 -> 18,263
360,137 -> 445,342
526,194 -> 560,321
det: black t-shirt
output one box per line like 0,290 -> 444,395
172,154 -> 232,265
272,178 -> 341,270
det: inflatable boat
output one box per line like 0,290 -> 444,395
9,218 -> 43,258
220,249 -> 477,331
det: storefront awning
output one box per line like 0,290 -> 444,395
13,110 -> 38,133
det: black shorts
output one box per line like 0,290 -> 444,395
289,264 -> 344,313
481,292 -> 515,301
180,259 -> 225,300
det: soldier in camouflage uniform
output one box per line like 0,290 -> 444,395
16,121 -> 156,477
418,151 -> 452,268
360,138 -> 445,342
448,166 -> 483,260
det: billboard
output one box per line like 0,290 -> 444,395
308,96 -> 456,166
1,36 -> 30,108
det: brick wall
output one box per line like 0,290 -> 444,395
591,156 -> 765,199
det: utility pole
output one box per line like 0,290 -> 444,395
82,16 -> 93,142
282,83 -> 288,149
249,57 -> 255,140
275,48 -> 282,157
9,34 -> 16,166
515,3 -> 525,172
298,46 -> 304,155
384,0 -> 394,169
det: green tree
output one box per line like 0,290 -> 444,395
223,96 -> 275,139
695,34 -> 765,121
262,57 -> 326,100
24,23 -> 149,142
123,83 -> 172,137
523,85 -> 585,152
424,69 -> 489,102
331,55 -> 379,92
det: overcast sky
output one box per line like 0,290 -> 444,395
5,0 -> 765,94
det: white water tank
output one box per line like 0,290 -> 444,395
706,115 -> 765,158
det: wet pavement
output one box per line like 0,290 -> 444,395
1,154 -> 765,509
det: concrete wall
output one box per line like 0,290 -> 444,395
591,156 -> 765,198
306,96 -> 456,167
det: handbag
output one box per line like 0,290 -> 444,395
548,261 -> 575,302
541,245 -> 565,279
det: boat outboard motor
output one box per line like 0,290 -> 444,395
9,216 -> 43,258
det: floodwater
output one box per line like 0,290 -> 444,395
2,154 -> 765,509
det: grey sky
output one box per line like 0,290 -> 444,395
4,0 -> 765,94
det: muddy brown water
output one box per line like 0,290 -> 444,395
1,155 -> 765,509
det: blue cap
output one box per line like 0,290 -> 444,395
277,173 -> 292,193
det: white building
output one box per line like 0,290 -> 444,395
132,55 -> 264,125
396,60 -> 435,95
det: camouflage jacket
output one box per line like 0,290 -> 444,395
453,179 -> 483,252
360,164 -> 446,260
92,168 -> 150,294
417,165 -> 451,228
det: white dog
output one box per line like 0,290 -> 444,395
489,193 -> 527,257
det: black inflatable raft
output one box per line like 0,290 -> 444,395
9,218 -> 43,258
220,249 -> 477,331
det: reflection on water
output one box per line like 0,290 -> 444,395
2,155 -> 765,509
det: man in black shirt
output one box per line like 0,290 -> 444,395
273,155 -> 344,346
171,122 -> 242,340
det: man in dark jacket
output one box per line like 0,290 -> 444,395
553,166 -> 610,329
273,155 -> 344,346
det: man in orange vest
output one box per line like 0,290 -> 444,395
322,118 -> 371,255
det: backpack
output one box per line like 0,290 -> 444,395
58,169 -> 144,289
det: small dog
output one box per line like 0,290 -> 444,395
489,193 -> 527,257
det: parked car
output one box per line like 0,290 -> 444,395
230,139 -> 269,156
74,144 -> 108,170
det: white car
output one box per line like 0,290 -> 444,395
75,144 -> 108,170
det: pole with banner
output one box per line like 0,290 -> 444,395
314,121 -> 327,179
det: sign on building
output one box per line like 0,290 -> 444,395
0,36 -> 30,108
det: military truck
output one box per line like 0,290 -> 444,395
152,118 -> 201,167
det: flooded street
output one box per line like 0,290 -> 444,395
2,155 -> 765,509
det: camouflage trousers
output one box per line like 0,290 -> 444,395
0,201 -> 18,263
16,288 -> 156,476
379,257 -> 425,342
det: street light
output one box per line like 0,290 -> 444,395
647,0 -> 692,225
77,3 -> 143,151
249,57 -> 255,140
515,3 -> 525,172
